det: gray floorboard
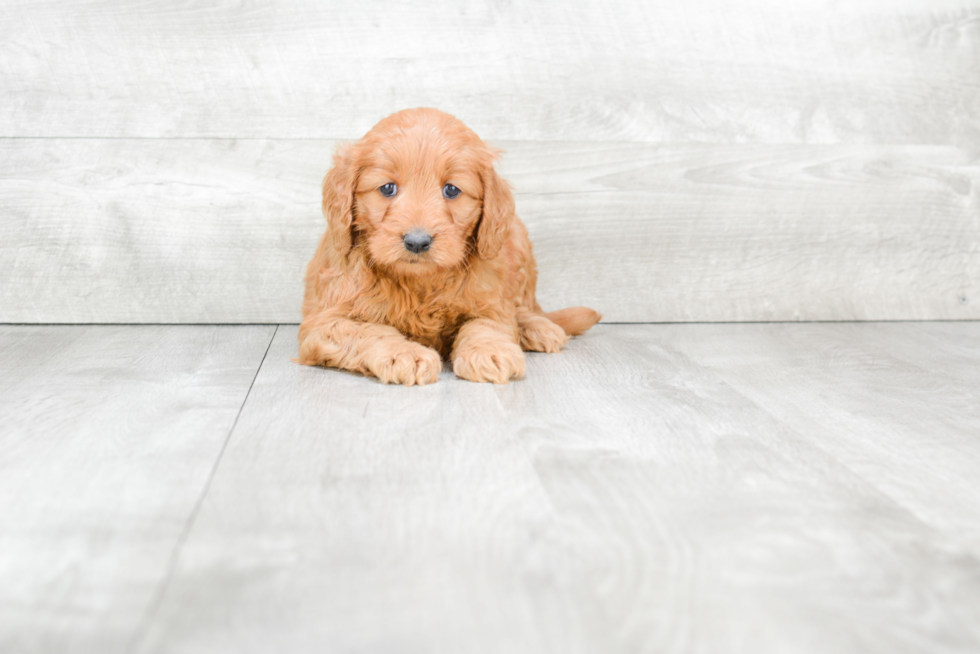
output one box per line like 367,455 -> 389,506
2,139 -> 976,324
128,322 -> 980,654
659,322 -> 980,550
3,2 -> 978,143
0,325 -> 276,654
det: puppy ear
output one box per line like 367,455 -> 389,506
477,160 -> 514,259
322,143 -> 358,256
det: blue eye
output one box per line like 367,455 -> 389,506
379,183 -> 397,197
443,184 -> 461,199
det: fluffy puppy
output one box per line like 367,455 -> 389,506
297,108 -> 600,385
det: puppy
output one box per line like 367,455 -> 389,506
297,108 -> 600,385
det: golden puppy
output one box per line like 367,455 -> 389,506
297,108 -> 600,385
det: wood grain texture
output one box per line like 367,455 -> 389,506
0,325 -> 276,654
1,138 -> 977,323
0,138 -> 324,324
659,321 -> 980,548
1,1 -> 978,144
135,323 -> 980,654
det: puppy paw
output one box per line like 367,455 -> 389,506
452,341 -> 526,384
368,342 -> 442,386
519,316 -> 570,353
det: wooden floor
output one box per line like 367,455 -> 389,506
2,322 -> 979,654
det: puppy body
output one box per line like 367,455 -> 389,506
298,108 -> 599,385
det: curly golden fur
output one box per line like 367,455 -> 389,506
297,108 -> 600,385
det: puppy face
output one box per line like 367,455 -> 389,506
322,109 -> 514,275
354,123 -> 484,275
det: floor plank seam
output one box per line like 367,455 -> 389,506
126,324 -> 279,654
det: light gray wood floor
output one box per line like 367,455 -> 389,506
2,322 -> 979,654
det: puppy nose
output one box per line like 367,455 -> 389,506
403,230 -> 433,254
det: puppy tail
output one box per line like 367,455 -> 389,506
545,307 -> 602,336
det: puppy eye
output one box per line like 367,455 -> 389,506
443,184 -> 461,199
379,183 -> 397,197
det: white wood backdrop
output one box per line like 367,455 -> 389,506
1,0 -> 978,322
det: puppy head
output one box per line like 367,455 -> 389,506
322,108 -> 514,275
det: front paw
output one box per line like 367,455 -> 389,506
453,341 -> 526,384
367,342 -> 442,386
520,316 -> 569,353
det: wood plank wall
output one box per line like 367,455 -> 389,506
1,1 -> 978,322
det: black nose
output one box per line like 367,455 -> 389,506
403,230 -> 433,254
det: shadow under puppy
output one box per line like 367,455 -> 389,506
297,108 -> 600,385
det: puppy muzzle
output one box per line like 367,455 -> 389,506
403,230 -> 433,254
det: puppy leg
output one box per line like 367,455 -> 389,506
516,308 -> 569,353
298,315 -> 442,386
452,318 -> 525,384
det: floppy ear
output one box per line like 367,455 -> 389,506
321,143 -> 358,256
477,160 -> 514,259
